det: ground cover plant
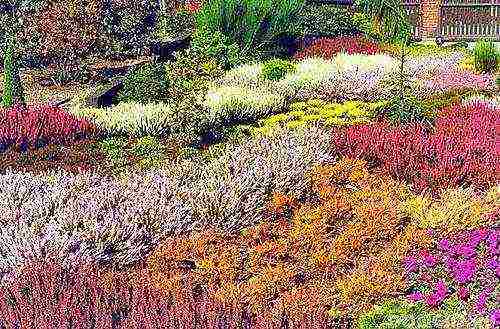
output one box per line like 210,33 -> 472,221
1,0 -> 499,327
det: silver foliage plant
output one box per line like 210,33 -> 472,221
0,125 -> 334,278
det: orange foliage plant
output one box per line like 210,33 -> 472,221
146,158 -> 432,321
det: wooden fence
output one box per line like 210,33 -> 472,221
438,0 -> 500,41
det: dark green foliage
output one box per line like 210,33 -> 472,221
190,25 -> 244,68
261,58 -> 296,81
118,62 -> 169,104
154,9 -> 196,41
296,4 -> 355,37
355,0 -> 412,44
2,32 -> 25,108
384,43 -> 430,125
496,74 -> 500,88
195,0 -> 305,63
449,41 -> 469,50
473,39 -> 499,73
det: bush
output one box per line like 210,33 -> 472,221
190,26 -> 244,69
247,99 -> 385,136
118,62 -> 169,104
296,4 -> 356,37
69,101 -> 179,138
331,100 -> 499,194
154,8 -> 196,41
0,125 -> 333,274
400,186 -> 498,231
352,12 -> 381,40
146,158 -> 431,317
261,58 -> 296,81
473,39 -> 499,73
403,229 -> 499,325
294,36 -> 381,60
195,0 -> 305,62
0,104 -> 97,153
358,298 -> 491,329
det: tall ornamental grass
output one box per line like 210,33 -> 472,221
195,0 -> 305,55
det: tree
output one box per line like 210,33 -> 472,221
1,0 -> 46,108
355,0 -> 411,43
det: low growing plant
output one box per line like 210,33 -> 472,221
261,58 -> 296,81
118,62 -> 169,104
473,39 -> 499,73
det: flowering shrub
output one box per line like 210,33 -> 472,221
146,159 -> 431,318
331,100 -> 499,194
0,125 -> 333,276
0,104 -> 96,152
207,54 -> 398,114
400,186 -> 499,231
294,36 -> 382,60
245,99 -> 385,136
416,69 -> 496,98
403,228 -> 499,326
1,257 -> 329,328
69,100 -> 188,137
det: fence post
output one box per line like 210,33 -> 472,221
420,0 -> 443,41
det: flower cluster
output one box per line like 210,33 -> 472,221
0,104 -> 96,152
294,36 -> 382,60
331,100 -> 499,194
0,125 -> 334,276
404,228 -> 499,325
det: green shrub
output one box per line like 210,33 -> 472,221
358,298 -> 492,329
473,39 -> 499,73
352,12 -> 381,40
496,74 -> 500,88
190,26 -> 245,69
261,58 -> 296,81
130,136 -> 165,158
296,4 -> 354,37
118,62 -> 169,104
355,0 -> 412,43
195,0 -> 305,62
154,9 -> 195,41
2,33 -> 25,108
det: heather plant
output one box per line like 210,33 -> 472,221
358,298 -> 493,329
294,36 -> 382,60
473,39 -> 499,73
0,104 -> 97,152
207,54 -> 399,115
403,228 -> 500,326
0,257 -> 316,328
245,99 -> 385,136
401,186 -> 499,231
147,159 -> 431,318
68,101 -> 185,138
331,99 -> 499,194
0,125 -> 333,276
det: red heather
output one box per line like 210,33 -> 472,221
0,104 -> 96,151
331,100 -> 500,194
294,36 -> 382,60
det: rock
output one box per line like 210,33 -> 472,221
85,80 -> 124,108
150,37 -> 192,62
